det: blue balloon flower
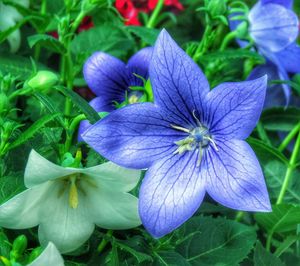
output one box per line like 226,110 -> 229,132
78,47 -> 153,141
231,0 -> 300,105
82,30 -> 271,238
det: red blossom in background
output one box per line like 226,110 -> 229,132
115,0 -> 183,26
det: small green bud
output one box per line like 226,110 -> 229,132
27,71 -> 58,92
0,92 -> 9,115
12,235 -> 27,255
27,247 -> 43,263
207,0 -> 227,18
235,21 -> 249,39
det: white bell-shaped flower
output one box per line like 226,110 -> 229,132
0,150 -> 141,253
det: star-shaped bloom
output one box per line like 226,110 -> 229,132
28,242 -> 64,266
0,0 -> 29,53
0,150 -> 141,253
82,30 -> 271,237
230,0 -> 300,105
78,47 -> 153,141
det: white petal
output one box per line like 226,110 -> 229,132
83,161 -> 141,192
86,185 -> 141,230
25,150 -> 79,188
28,242 -> 64,266
0,182 -> 51,229
38,185 -> 94,254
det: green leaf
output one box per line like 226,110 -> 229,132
0,231 -> 11,258
255,204 -> 300,234
254,241 -> 284,266
28,34 -> 66,54
56,86 -> 100,124
261,107 -> 300,132
153,251 -> 190,266
201,49 -> 265,63
0,174 -> 24,204
114,240 -> 153,264
33,92 -> 66,128
248,138 -> 300,203
274,235 -> 300,257
126,26 -> 159,45
0,54 -> 48,80
71,24 -> 134,58
8,113 -> 61,150
106,244 -> 119,266
175,216 -> 256,266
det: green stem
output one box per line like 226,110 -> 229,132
97,230 -> 113,253
34,0 -> 47,61
192,25 -> 212,61
235,211 -> 244,222
219,31 -> 237,51
146,0 -> 164,28
276,130 -> 300,204
278,122 -> 300,152
266,231 -> 273,252
64,114 -> 86,152
71,11 -> 86,34
256,121 -> 272,146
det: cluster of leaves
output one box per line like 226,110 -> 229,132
0,0 -> 300,265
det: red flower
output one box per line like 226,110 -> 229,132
77,16 -> 94,33
115,0 -> 183,26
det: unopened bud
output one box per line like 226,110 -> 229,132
207,0 -> 227,18
12,235 -> 27,256
27,247 -> 43,263
27,71 -> 58,92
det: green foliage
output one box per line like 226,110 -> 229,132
255,204 -> 300,234
254,242 -> 284,266
175,216 -> 256,266
28,34 -> 66,54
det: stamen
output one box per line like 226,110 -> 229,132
192,110 -> 202,127
171,124 -> 190,133
204,136 -> 219,151
197,144 -> 203,167
69,176 -> 79,209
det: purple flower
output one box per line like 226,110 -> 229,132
82,30 -> 271,237
78,47 -> 153,141
230,0 -> 300,105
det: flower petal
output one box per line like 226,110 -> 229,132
83,103 -> 184,169
205,139 -> 271,212
83,161 -> 141,192
28,242 -> 64,266
205,76 -> 267,140
249,3 -> 299,52
275,43 -> 300,73
38,185 -> 94,254
247,62 -> 287,107
83,52 -> 128,102
127,47 -> 153,81
78,97 -> 114,142
139,151 -> 205,238
25,150 -> 77,187
150,29 -> 210,127
86,186 -> 141,229
261,0 -> 293,8
0,183 -> 51,229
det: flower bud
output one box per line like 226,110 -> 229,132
27,247 -> 43,263
12,235 -> 27,255
207,0 -> 227,18
235,21 -> 249,39
27,71 -> 58,92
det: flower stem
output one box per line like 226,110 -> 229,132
64,114 -> 86,152
256,121 -> 271,146
219,31 -> 237,51
192,25 -> 212,61
97,230 -> 113,253
278,122 -> 300,152
276,130 -> 300,204
146,0 -> 164,28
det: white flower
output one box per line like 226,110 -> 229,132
28,242 -> 64,266
0,0 -> 30,52
0,150 -> 141,253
